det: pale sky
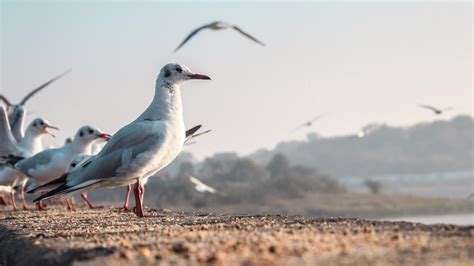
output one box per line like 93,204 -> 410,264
1,1 -> 472,158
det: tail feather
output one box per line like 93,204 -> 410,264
185,125 -> 202,138
0,155 -> 24,166
27,173 -> 68,194
34,179 -> 102,202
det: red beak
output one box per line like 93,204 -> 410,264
187,74 -> 211,80
97,133 -> 112,140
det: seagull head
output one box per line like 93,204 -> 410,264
158,63 -> 211,86
67,154 -> 90,172
74,125 -> 111,144
28,118 -> 59,138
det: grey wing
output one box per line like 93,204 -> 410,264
67,122 -> 162,185
9,106 -> 26,142
309,113 -> 327,123
99,121 -> 161,157
15,149 -> 56,174
0,106 -> 19,156
173,24 -> 212,53
417,104 -> 437,112
0,95 -> 11,107
231,25 -> 265,46
19,69 -> 71,105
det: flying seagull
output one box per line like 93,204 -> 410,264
417,104 -> 452,115
0,70 -> 70,142
174,21 -> 265,53
290,113 -> 327,134
32,63 -> 211,217
189,175 -> 217,194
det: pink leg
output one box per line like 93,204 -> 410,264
133,182 -> 144,217
119,185 -> 131,212
36,192 -> 48,211
140,184 -> 145,205
21,184 -> 29,210
0,195 -> 7,206
80,193 -> 94,209
66,198 -> 76,211
36,201 -> 47,211
60,196 -> 68,208
10,189 -> 17,211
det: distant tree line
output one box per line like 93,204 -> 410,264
149,153 -> 345,208
251,115 -> 474,176
88,153 -> 345,208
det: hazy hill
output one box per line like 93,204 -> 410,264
249,115 -> 473,177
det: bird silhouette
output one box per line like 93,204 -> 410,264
290,113 -> 327,134
174,21 -> 265,53
417,104 -> 452,115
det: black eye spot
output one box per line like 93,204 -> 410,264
71,162 -> 77,168
40,121 -> 44,126
79,131 -> 84,137
164,70 -> 171,78
88,129 -> 94,134
33,122 -> 37,127
176,67 -> 182,73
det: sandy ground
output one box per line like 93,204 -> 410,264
0,208 -> 473,266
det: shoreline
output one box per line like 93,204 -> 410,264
381,213 -> 474,226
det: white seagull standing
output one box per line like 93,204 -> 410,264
0,115 -> 58,210
0,70 -> 70,142
33,63 -> 211,217
30,125 -> 211,212
173,21 -> 265,53
8,125 -> 110,210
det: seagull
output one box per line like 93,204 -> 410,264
417,104 -> 452,115
189,175 -> 216,194
30,125 -> 210,212
1,106 -> 58,157
7,125 -> 110,210
0,70 -> 70,142
32,63 -> 211,217
290,113 -> 327,134
173,21 -> 265,53
0,117 -> 58,210
57,124 -> 209,211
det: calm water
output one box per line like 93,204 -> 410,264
383,213 -> 474,226
338,170 -> 474,199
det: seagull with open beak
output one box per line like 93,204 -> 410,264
0,117 -> 59,210
4,125 -> 110,210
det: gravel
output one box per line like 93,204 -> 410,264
1,208 -> 472,265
